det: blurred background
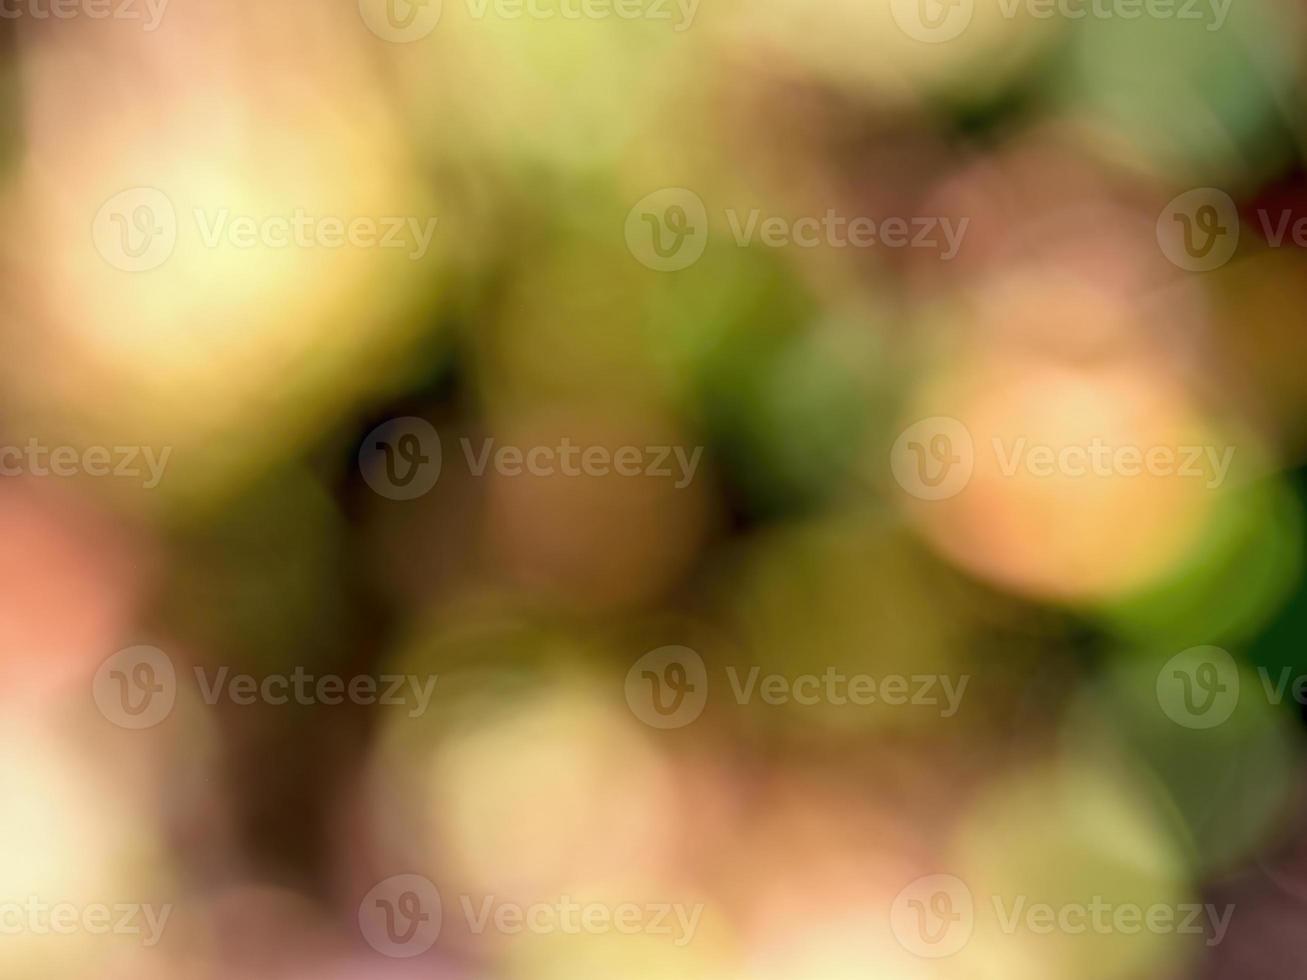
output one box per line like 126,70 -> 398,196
2,0 -> 1307,977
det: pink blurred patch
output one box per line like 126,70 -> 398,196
0,480 -> 153,706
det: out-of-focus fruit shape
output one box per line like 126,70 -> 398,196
1055,1 -> 1304,186
4,0 -> 444,511
1064,649 -> 1301,875
952,759 -> 1195,980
